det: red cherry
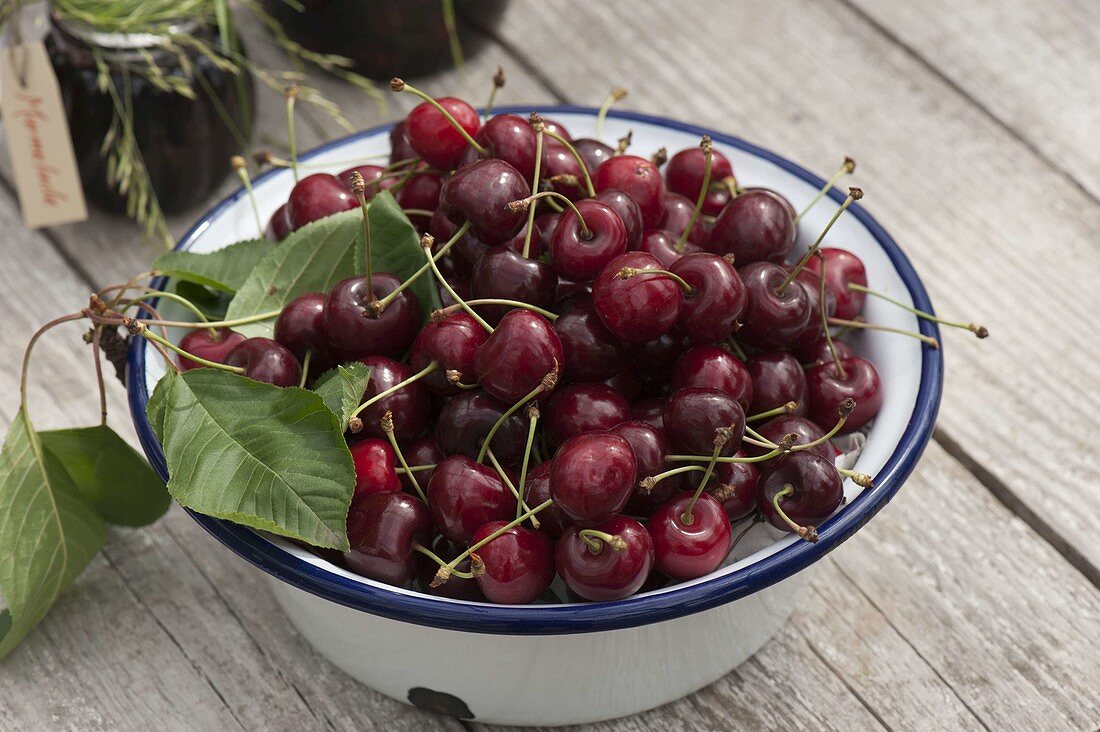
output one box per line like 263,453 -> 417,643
549,200 -> 628,281
519,461 -> 570,539
475,310 -> 563,404
178,328 -> 245,372
593,189 -> 644,247
427,455 -> 517,543
338,164 -> 394,200
354,356 -> 431,442
388,120 -> 416,164
804,247 -> 868,320
648,492 -> 732,580
634,229 -> 701,268
394,167 -> 443,214
574,138 -> 614,173
748,415 -> 833,460
670,345 -> 753,412
670,253 -> 747,344
265,203 -> 292,241
470,247 -> 557,326
471,521 -> 555,604
796,336 -> 856,368
275,292 -> 334,375
440,159 -> 528,244
748,352 -> 808,417
737,261 -> 812,349
691,455 -> 759,520
435,390 -> 527,465
225,338 -> 301,387
344,492 -> 433,586
414,534 -> 485,601
593,155 -> 666,228
286,173 -> 357,231
322,274 -> 422,361
544,383 -> 631,447
657,193 -> 708,244
349,438 -> 401,499
665,145 -> 733,216
410,312 -> 489,395
706,188 -> 796,265
593,252 -> 684,343
552,292 -> 626,383
473,113 -> 538,180
399,433 -> 444,497
805,357 -> 882,433
404,96 -> 480,169
757,452 -> 844,540
557,517 -> 654,601
550,432 -> 636,526
663,387 -> 746,456
612,420 -> 679,514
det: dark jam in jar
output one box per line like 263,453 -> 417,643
264,0 -> 510,80
45,16 -> 254,215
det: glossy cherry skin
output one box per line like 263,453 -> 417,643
749,415 -> 832,460
805,357 -> 882,433
225,338 -> 301,387
354,356 -> 431,442
410,312 -> 489,395
178,328 -> 245,371
612,420 -> 679,513
797,336 -> 856,368
789,268 -> 838,350
671,345 -> 753,412
520,461 -> 570,539
436,390 -> 527,465
475,310 -> 564,404
593,189 -> 644,247
266,203 -> 292,241
440,159 -> 528,244
414,533 -> 485,601
338,164 -> 394,200
665,145 -> 734,216
399,433 -> 444,496
804,247 -> 868,320
747,352 -> 808,417
323,274 -> 422,360
594,156 -> 666,228
706,188 -> 796,265
394,167 -> 443,213
550,432 -> 637,526
757,451 -> 844,535
663,387 -> 746,457
404,96 -> 480,169
470,246 -> 558,325
549,200 -> 628,280
635,229 -> 700,268
544,383 -> 631,447
344,491 -> 433,586
657,193 -> 708,244
557,517 -> 654,601
670,253 -> 747,344
430,207 -> 487,275
593,252 -> 684,343
541,139 -> 587,200
388,120 -> 416,164
471,521 -> 555,604
501,212 -> 557,261
574,138 -> 614,173
427,455 -> 517,543
701,455 -> 758,520
552,292 -> 625,383
648,492 -> 732,580
630,397 -> 666,430
349,438 -> 401,500
275,292 -> 334,375
473,113 -> 537,180
737,261 -> 812,349
286,173 -> 358,231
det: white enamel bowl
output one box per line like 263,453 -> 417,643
128,107 -> 943,727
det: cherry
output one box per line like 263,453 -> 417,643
544,383 -> 631,447
410,312 -> 489,395
502,212 -> 558,260
602,368 -> 643,402
805,357 -> 882,433
594,155 -> 666,228
436,390 -> 528,465
657,193 -> 708,244
344,491 -> 433,586
414,534 -> 485,601
789,268 -> 837,350
635,229 -> 700,268
690,456 -> 758,520
286,173 -> 358,231
797,336 -> 856,368
399,433 -> 444,497
323,274 -> 422,360
542,140 -> 587,200
611,420 -> 679,513
427,455 -> 517,543
549,200 -> 628,280
747,352 -> 808,416
665,145 -> 733,216
520,461 -> 570,539
338,164 -> 394,200
225,338 -> 301,387
354,356 -> 431,442
475,310 -> 563,404
265,203 -> 292,241
648,491 -> 732,580
178,328 -> 245,371
737,261 -> 811,349
749,414 -> 833,460
430,207 -> 487,276
471,521 -> 555,604
593,189 -> 644,247
574,138 -> 614,173
349,438 -> 402,499
671,345 -> 753,412
593,252 -> 684,343
440,159 -> 528,244
404,95 -> 480,169
473,113 -> 538,180
552,292 -> 625,383
803,247 -> 868,320
757,451 -> 844,541
394,167 -> 443,214
275,292 -> 334,375
469,247 -> 558,327
706,188 -> 796,265
670,253 -> 747,344
630,333 -> 686,374
550,431 -> 636,526
557,517 -> 654,601
663,387 -> 745,457
388,120 -> 417,164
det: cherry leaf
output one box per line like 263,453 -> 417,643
313,362 -> 372,426
154,238 -> 274,293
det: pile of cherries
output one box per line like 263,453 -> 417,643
174,78 -> 959,605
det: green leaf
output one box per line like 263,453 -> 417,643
366,189 -> 443,317
40,425 -> 170,527
0,410 -> 107,661
313,362 -> 372,425
154,238 -> 274,293
146,370 -> 354,550
174,281 -> 230,320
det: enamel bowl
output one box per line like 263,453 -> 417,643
128,107 -> 943,727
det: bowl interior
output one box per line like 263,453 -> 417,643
130,107 -> 942,633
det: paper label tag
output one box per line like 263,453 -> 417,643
1,42 -> 88,228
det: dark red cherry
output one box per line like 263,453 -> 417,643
475,310 -> 564,404
670,253 -> 747,344
520,461 -> 570,539
665,145 -> 734,216
349,438 -> 401,500
265,203 -> 292,241
706,188 -> 796,264
593,252 -> 684,343
471,521 -> 555,604
602,368 -> 643,402
275,292 -> 334,375
648,492 -> 732,580
427,455 -> 517,543
552,292 -> 625,383
574,138 -> 614,173
338,164 -> 394,200
323,274 -> 422,360
178,328 -> 245,371
804,247 -> 868,320
440,159 -> 528,244
594,155 -> 666,228
550,432 -> 636,526
430,207 -> 487,276
671,345 -> 753,412
544,383 -> 631,447
612,420 -> 678,513
388,120 -> 417,164
410,312 -> 489,395
501,212 -> 557,260
399,433 -> 444,497
805,357 -> 882,433
344,491 -> 433,586
436,390 -> 527,465
470,247 -> 558,325
593,189 -> 644,247
549,200 -> 628,280
354,356 -> 431,442
630,333 -> 686,374
657,193 -> 708,244
473,113 -> 537,180
687,455 -> 758,520
394,167 -> 443,213
630,397 -> 667,430
757,452 -> 843,538
404,96 -> 480,169
789,268 -> 837,350
414,534 -> 485,601
635,229 -> 700,268
541,140 -> 587,200
749,415 -> 832,460
796,336 -> 856,368
748,352 -> 808,417
737,261 -> 811,349
286,173 -> 357,231
557,517 -> 654,601
663,387 -> 745,456
225,338 -> 301,387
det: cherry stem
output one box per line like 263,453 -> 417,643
827,316 -> 940,348
675,136 -> 713,253
349,172 -> 374,294
791,399 -> 854,452
349,360 -> 439,424
726,337 -> 748,361
390,78 -> 488,156
298,351 -> 312,389
744,424 -> 778,447
681,426 -> 733,525
380,410 -> 428,503
484,66 -> 505,120
440,0 -> 464,71
616,267 -> 695,296
412,543 -> 474,580
284,85 -> 299,182
839,468 -> 875,488
476,368 -> 558,464
615,130 -> 633,155
485,448 -> 540,529
772,484 -> 818,543
578,529 -> 627,554
746,401 -> 799,423
638,464 -> 707,493
818,252 -> 848,379
421,233 -> 495,333
776,187 -> 863,295
517,403 -> 539,521
231,155 -> 263,238
395,464 -> 436,474
596,87 -> 627,140
522,114 -> 547,258
125,308 -> 282,331
664,446 -> 787,464
89,325 -> 108,426
848,283 -> 988,337
135,324 -> 246,374
402,208 -> 435,219
511,191 -> 591,238
542,128 -> 597,197
437,298 -> 558,321
373,221 -> 471,313
795,157 -> 856,224
431,498 -> 555,587
121,290 -> 210,328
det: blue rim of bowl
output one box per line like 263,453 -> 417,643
128,105 -> 943,635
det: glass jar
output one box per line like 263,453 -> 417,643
45,15 -> 254,215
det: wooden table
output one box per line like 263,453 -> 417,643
3,1 -> 1099,729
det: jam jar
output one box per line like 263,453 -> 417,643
45,15 -> 254,215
